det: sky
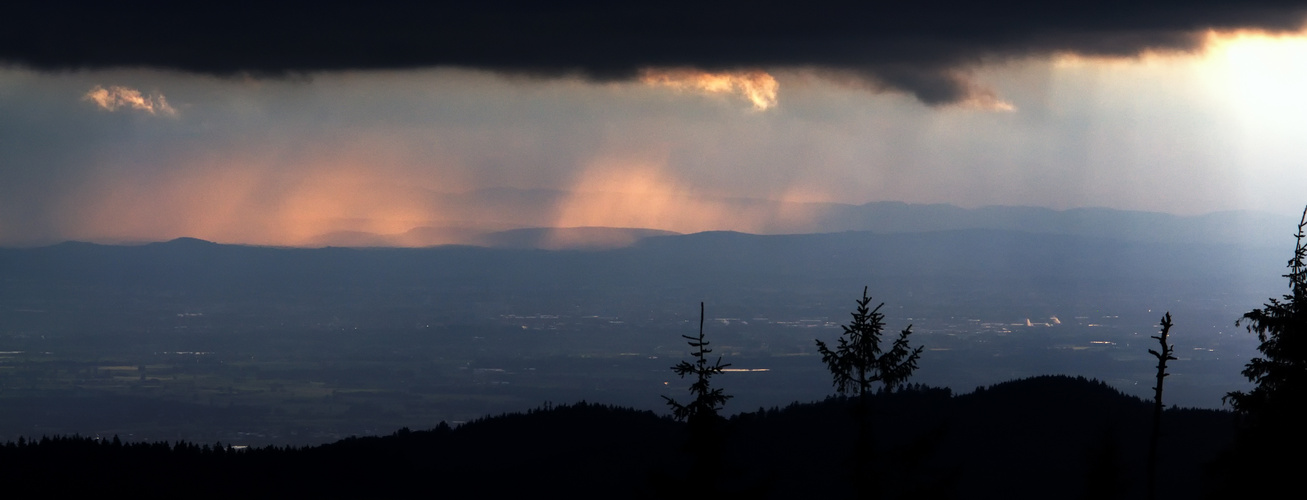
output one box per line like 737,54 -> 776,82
3,2 -> 1307,246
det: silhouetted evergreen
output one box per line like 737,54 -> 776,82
663,302 -> 732,424
1212,206 -> 1307,497
814,287 -> 926,499
816,287 -> 924,401
1224,206 -> 1307,422
660,302 -> 734,496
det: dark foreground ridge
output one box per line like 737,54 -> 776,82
0,375 -> 1236,499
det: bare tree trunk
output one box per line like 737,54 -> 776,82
1147,312 -> 1175,500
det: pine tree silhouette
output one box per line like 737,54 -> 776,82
1224,206 -> 1307,425
663,302 -> 732,425
816,287 -> 923,400
1208,206 -> 1307,496
815,287 -> 924,499
661,302 -> 733,495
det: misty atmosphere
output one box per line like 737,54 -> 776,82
0,206 -> 1292,441
4,2 -> 1307,498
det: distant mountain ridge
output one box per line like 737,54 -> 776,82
5,189 -> 1292,249
2,183 -> 1296,249
0,226 -> 1284,316
813,202 -> 1294,247
305,226 -> 679,250
276,192 -> 1298,249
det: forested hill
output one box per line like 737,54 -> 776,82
0,376 -> 1237,499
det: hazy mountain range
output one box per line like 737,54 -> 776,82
287,191 -> 1296,249
0,200 -> 1295,429
2,200 -> 1291,326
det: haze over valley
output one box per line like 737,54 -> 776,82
0,203 -> 1290,444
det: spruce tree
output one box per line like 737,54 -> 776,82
1224,206 -> 1307,426
663,302 -> 731,424
815,287 -> 924,499
815,287 -> 924,400
661,303 -> 733,494
1212,206 -> 1307,496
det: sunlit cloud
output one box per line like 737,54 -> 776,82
551,159 -> 820,234
1200,28 -> 1307,107
22,150 -> 830,248
955,90 -> 1016,112
1051,27 -> 1307,68
62,164 -> 442,247
82,85 -> 178,116
938,74 -> 1017,112
552,161 -> 725,232
10,46 -> 1307,248
640,69 -> 779,111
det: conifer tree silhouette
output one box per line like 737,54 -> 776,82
661,302 -> 732,494
816,287 -> 924,400
1214,206 -> 1307,495
815,287 -> 923,499
663,302 -> 732,425
1224,206 -> 1307,425
1146,312 -> 1175,500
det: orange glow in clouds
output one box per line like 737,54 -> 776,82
552,160 -> 819,235
83,85 -> 177,115
37,154 -> 829,248
59,148 -> 455,247
640,69 -> 779,110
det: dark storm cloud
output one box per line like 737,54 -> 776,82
4,1 -> 1306,104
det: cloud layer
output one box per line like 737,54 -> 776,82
4,1 -> 1306,104
4,54 -> 1305,248
83,85 -> 177,115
